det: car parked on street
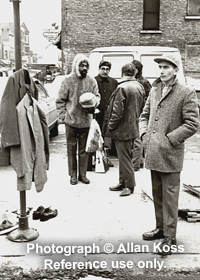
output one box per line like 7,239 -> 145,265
0,77 -> 59,137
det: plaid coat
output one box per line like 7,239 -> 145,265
139,77 -> 199,173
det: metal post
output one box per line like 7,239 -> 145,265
7,0 -> 39,242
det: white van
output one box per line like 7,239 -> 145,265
88,46 -> 185,85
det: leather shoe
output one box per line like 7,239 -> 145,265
78,175 -> 90,184
70,176 -> 78,185
109,183 -> 125,191
32,206 -> 45,220
40,207 -> 58,222
157,237 -> 177,255
142,228 -> 164,240
120,187 -> 134,197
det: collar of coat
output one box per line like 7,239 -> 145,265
152,75 -> 178,88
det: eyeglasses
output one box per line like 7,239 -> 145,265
100,67 -> 110,71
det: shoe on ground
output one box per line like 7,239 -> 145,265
109,183 -> 125,191
70,176 -> 78,185
40,207 -> 58,222
32,206 -> 45,220
157,236 -> 177,255
0,219 -> 18,235
78,175 -> 90,184
142,228 -> 164,240
120,187 -> 134,197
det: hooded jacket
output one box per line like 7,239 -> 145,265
56,54 -> 100,128
139,77 -> 199,173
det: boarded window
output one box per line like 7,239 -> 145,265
143,0 -> 160,30
187,0 -> 200,15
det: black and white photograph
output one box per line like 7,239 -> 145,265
0,1 -> 200,279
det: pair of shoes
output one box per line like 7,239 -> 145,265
109,183 -> 125,191
78,175 -> 90,184
142,228 -> 164,240
0,219 -> 18,235
33,206 -> 58,221
157,236 -> 177,255
70,176 -> 78,185
120,187 -> 134,197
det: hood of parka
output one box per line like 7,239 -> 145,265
72,53 -> 90,78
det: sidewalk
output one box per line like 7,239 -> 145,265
0,125 -> 200,279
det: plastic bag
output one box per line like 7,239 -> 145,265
86,119 -> 103,152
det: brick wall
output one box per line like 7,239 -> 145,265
62,0 -> 200,76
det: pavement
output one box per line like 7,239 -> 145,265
0,124 -> 200,279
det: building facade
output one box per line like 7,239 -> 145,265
61,0 -> 200,76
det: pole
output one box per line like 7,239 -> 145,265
7,0 -> 39,242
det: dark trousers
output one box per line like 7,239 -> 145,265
151,170 -> 180,238
114,139 -> 135,189
65,124 -> 89,177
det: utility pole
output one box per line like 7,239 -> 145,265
8,0 -> 39,242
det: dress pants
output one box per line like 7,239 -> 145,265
65,124 -> 89,177
132,137 -> 143,169
151,170 -> 180,238
114,139 -> 135,189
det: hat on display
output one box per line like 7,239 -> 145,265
154,53 -> 180,68
79,92 -> 97,108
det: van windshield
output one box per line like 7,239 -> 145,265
102,54 -> 135,79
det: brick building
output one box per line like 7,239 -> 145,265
61,0 -> 200,77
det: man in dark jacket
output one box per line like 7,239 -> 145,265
103,63 -> 145,196
131,60 -> 152,171
95,61 -> 118,166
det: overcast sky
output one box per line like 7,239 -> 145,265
1,0 -> 61,54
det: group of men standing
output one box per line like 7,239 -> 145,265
55,52 -> 199,255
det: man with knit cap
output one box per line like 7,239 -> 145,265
56,54 -> 100,185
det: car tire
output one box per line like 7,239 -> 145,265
50,121 -> 59,137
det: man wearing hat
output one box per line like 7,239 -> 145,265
139,53 -> 199,254
95,61 -> 118,167
132,60 -> 152,171
56,54 -> 100,185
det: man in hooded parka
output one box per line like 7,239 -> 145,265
56,54 -> 100,185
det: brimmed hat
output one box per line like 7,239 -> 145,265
79,92 -> 97,108
154,53 -> 180,68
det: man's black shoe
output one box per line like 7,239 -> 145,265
32,206 -> 45,220
157,236 -> 177,255
109,183 -> 125,191
70,176 -> 78,185
120,187 -> 134,197
40,207 -> 58,222
142,228 -> 164,240
78,175 -> 90,184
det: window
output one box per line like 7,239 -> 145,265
143,0 -> 160,30
187,0 -> 200,16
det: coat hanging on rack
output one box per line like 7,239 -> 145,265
0,68 -> 49,192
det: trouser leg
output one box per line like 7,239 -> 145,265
151,170 -> 180,237
65,124 -> 77,176
115,139 -> 135,189
151,170 -> 163,230
162,172 -> 180,237
132,137 -> 143,169
78,127 -> 89,177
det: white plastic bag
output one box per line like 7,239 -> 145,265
86,119 -> 103,152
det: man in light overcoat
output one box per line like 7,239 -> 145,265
139,53 -> 199,255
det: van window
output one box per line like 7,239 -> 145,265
102,54 -> 135,79
141,54 -> 162,80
